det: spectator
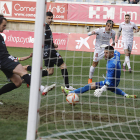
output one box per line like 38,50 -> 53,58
128,0 -> 139,4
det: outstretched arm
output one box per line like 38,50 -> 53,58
116,31 -> 121,43
116,24 -> 122,43
88,28 -> 99,36
19,53 -> 33,61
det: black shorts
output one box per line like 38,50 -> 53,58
1,55 -> 20,78
44,49 -> 64,67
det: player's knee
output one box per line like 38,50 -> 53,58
48,71 -> 53,75
60,63 -> 67,69
48,69 -> 54,75
23,65 -> 30,71
14,80 -> 22,87
92,61 -> 98,67
90,82 -> 96,90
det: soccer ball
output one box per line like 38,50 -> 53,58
66,93 -> 79,105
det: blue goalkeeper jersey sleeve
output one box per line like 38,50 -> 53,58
104,50 -> 121,87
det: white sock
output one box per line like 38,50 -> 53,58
124,94 -> 128,97
40,85 -> 45,92
125,56 -> 131,69
89,66 -> 95,79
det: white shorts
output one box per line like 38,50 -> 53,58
93,48 -> 104,62
122,42 -> 133,52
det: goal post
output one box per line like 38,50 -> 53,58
26,0 -> 46,140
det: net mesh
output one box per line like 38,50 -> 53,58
36,0 -> 140,139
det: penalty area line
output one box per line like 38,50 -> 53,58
41,119 -> 140,139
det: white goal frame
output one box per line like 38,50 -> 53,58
26,0 -> 46,140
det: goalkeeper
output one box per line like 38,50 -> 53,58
61,46 -> 137,98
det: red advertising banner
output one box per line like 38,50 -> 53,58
1,1 -> 140,24
53,33 -> 68,50
12,1 -> 36,19
0,30 -> 140,55
67,33 -> 140,55
1,30 -> 34,48
0,30 -> 68,49
0,1 -> 68,20
68,4 -> 140,25
47,3 -> 68,20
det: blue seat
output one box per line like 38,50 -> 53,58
94,0 -> 101,3
67,0 -> 75,2
76,0 -> 83,2
121,1 -> 128,4
103,1 -> 110,3
85,0 -> 92,2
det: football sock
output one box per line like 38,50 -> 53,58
123,61 -> 126,66
40,85 -> 45,92
61,69 -> 69,88
70,84 -> 91,94
89,66 -> 95,79
27,66 -> 32,72
22,74 -> 31,85
42,69 -> 48,77
0,83 -> 17,95
125,56 -> 131,69
113,88 -> 126,96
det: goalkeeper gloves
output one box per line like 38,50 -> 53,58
94,85 -> 107,97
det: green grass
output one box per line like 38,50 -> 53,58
0,47 -> 140,140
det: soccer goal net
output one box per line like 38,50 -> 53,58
27,0 -> 140,140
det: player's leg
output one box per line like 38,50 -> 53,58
25,65 -> 50,77
123,43 -> 132,72
0,83 -> 17,95
23,65 -> 31,71
41,84 -> 56,96
88,61 -> 98,84
88,49 -> 104,84
50,50 -> 75,90
22,64 -> 55,95
59,62 -> 75,90
13,64 -> 31,85
111,88 -> 137,98
0,70 -> 22,95
61,82 -> 96,96
124,50 -> 131,72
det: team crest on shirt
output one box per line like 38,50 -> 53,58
2,41 -> 5,44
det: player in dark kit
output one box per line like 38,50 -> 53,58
26,11 -> 75,92
0,14 -> 55,101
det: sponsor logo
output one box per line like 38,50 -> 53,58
114,40 -> 137,50
75,37 -> 90,49
14,3 -> 36,12
0,2 -> 12,16
89,6 -> 115,20
54,39 -> 66,46
48,4 -> 65,13
7,35 -> 34,44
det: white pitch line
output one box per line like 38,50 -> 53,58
41,119 -> 140,139
0,102 -> 3,105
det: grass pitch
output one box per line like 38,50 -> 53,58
0,47 -> 140,140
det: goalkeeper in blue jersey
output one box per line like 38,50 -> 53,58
61,46 -> 137,98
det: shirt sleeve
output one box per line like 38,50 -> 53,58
94,28 -> 100,35
118,24 -> 122,32
133,23 -> 138,30
112,31 -> 116,43
105,62 -> 116,86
